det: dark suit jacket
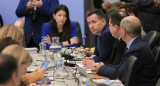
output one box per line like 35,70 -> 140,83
16,0 -> 59,45
104,38 -> 126,66
93,24 -> 115,62
98,36 -> 158,86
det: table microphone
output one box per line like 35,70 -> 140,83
61,54 -> 74,60
77,34 -> 88,47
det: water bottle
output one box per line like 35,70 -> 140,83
49,37 -> 62,53
39,36 -> 46,55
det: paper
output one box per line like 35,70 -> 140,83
103,0 -> 120,3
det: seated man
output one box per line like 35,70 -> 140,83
92,16 -> 158,86
0,54 -> 19,86
82,9 -> 115,64
103,11 -> 127,66
84,11 -> 127,68
119,3 -> 146,37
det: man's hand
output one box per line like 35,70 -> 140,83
34,0 -> 43,8
44,35 -> 51,44
91,62 -> 104,74
81,57 -> 95,69
27,0 -> 36,9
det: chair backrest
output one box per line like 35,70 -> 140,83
0,14 -> 3,27
153,46 -> 160,70
143,31 -> 160,50
121,56 -> 137,86
71,21 -> 83,46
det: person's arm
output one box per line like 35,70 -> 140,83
130,0 -> 155,7
61,23 -> 78,47
38,0 -> 59,18
16,0 -> 31,17
42,24 -> 51,49
21,71 -> 44,85
97,55 -> 128,79
42,24 -> 51,37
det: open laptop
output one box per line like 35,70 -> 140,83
76,66 -> 109,86
76,65 -> 90,78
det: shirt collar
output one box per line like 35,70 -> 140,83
118,36 -> 121,40
98,24 -> 107,37
127,36 -> 138,50
99,32 -> 102,36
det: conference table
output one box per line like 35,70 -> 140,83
27,50 -> 123,86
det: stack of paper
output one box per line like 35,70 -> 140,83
25,47 -> 38,54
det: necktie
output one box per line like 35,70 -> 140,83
97,36 -> 101,51
125,47 -> 128,53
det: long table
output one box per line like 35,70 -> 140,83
27,53 -> 123,86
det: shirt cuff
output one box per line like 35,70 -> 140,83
91,54 -> 96,58
60,42 -> 63,47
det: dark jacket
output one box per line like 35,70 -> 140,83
16,0 -> 59,45
104,38 -> 126,66
98,36 -> 158,86
93,24 -> 115,62
130,0 -> 160,32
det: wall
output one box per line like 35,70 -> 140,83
0,0 -> 84,41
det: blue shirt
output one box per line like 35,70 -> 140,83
91,32 -> 102,58
127,36 -> 138,50
42,22 -> 78,49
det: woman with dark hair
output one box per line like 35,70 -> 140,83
42,5 -> 78,49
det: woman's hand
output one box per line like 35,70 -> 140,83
44,35 -> 51,44
70,37 -> 78,45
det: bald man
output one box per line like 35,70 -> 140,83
94,16 -> 158,86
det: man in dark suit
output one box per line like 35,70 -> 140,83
82,9 -> 115,65
91,10 -> 127,73
16,0 -> 59,48
92,16 -> 158,86
103,11 -> 127,66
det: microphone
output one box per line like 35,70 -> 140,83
77,34 -> 88,47
62,54 -> 74,60
62,54 -> 76,67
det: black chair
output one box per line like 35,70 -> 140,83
121,56 -> 137,86
0,14 -> 3,27
143,31 -> 160,50
156,78 -> 160,86
153,46 -> 160,74
71,21 -> 83,46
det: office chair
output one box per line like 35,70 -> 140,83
71,21 -> 83,46
121,56 -> 137,86
143,31 -> 160,50
153,46 -> 160,73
